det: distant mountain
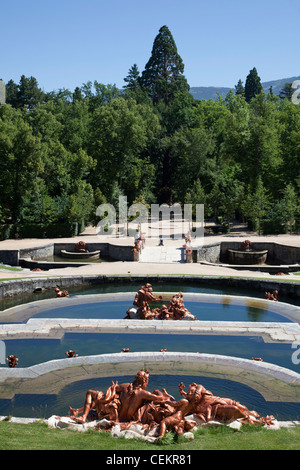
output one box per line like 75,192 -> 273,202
189,86 -> 231,100
261,76 -> 300,96
189,76 -> 300,101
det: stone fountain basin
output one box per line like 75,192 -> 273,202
227,249 -> 268,265
60,250 -> 100,259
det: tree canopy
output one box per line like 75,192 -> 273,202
1,26 -> 300,236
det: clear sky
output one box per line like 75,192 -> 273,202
1,0 -> 299,92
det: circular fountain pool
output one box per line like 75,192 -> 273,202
1,292 -> 298,323
0,286 -> 299,421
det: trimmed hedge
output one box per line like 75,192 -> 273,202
262,220 -> 288,235
0,224 -> 15,241
46,222 -> 78,238
248,218 -> 288,235
17,222 -> 79,239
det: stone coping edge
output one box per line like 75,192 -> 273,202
1,352 -> 299,386
1,317 -> 299,344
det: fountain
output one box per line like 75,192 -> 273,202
227,240 -> 268,265
58,368 -> 275,441
60,241 -> 100,260
0,284 -> 299,427
125,284 -> 196,320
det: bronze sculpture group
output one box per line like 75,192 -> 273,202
74,241 -> 89,253
67,369 -> 275,439
54,287 -> 69,297
240,240 -> 253,251
125,284 -> 196,320
65,350 -> 78,358
264,290 -> 278,301
6,355 -> 18,368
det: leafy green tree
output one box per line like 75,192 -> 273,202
207,184 -> 224,221
221,93 -> 250,173
169,125 -> 215,203
60,99 -> 91,152
280,184 -> 299,234
244,92 -> 282,193
250,176 -> 271,235
66,180 -> 94,224
26,102 -> 63,143
193,98 -> 231,151
244,68 -> 263,103
89,97 -> 159,201
20,186 -> 58,224
186,178 -> 211,218
81,81 -> 121,111
0,105 -> 43,222
278,100 -> 300,187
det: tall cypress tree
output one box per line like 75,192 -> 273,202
244,68 -> 263,103
140,25 -> 189,105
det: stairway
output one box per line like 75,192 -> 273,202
139,244 -> 184,263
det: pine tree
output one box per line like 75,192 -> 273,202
17,75 -> 45,110
244,68 -> 263,103
279,82 -> 294,101
123,64 -> 140,90
73,86 -> 82,103
235,79 -> 245,95
140,25 -> 189,105
5,79 -> 19,107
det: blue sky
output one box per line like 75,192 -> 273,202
1,0 -> 299,92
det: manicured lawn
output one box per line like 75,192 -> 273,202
0,421 -> 300,451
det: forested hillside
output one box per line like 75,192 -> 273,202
1,25 -> 300,237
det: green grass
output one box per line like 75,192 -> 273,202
0,264 -> 23,272
0,421 -> 300,450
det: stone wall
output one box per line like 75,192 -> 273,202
195,241 -> 300,266
0,241 -> 135,266
196,243 -> 221,263
0,80 -> 5,105
0,250 -> 19,266
20,243 -> 54,260
53,242 -> 134,261
0,274 -> 300,299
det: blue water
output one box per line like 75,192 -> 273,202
31,300 -> 291,323
2,333 -> 298,372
